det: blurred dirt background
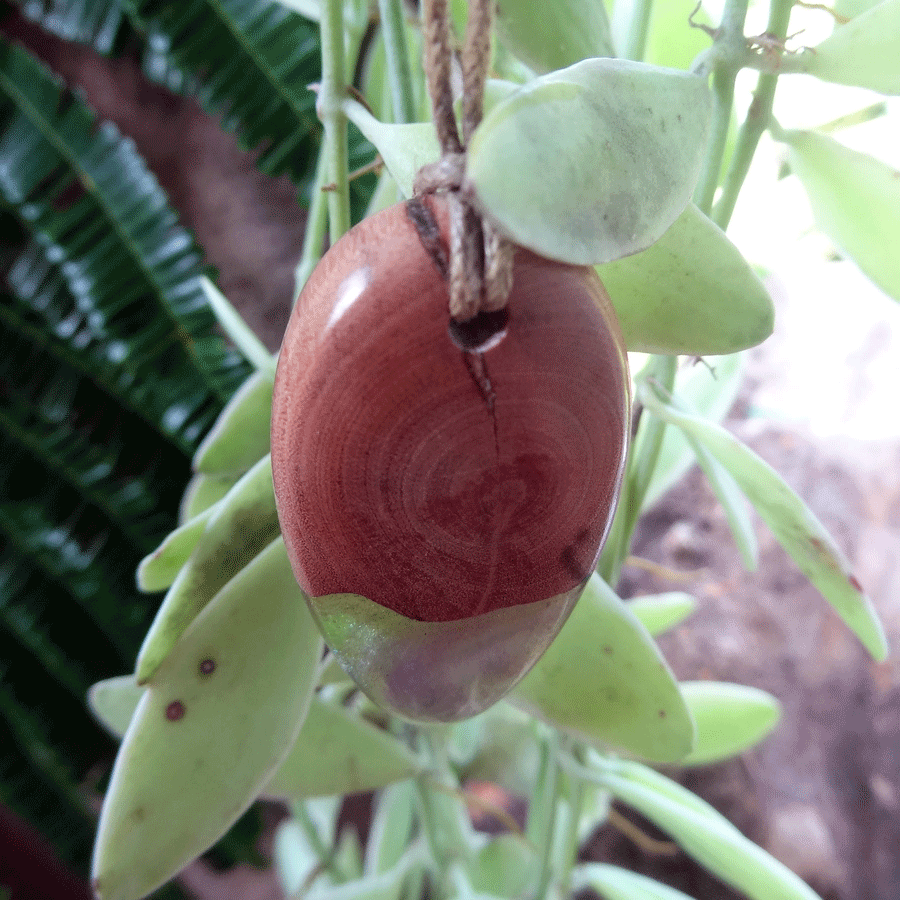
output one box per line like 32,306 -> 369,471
5,14 -> 899,900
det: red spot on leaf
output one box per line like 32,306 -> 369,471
165,700 -> 185,721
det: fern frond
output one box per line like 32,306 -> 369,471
0,38 -> 251,410
13,0 -> 131,54
128,0 -> 322,190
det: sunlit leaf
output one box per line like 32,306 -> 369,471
137,455 -> 280,682
782,129 -> 900,301
629,593 -> 696,636
365,781 -> 417,875
643,353 -> 744,509
342,100 -> 439,199
588,757 -> 823,900
193,370 -> 274,476
680,682 -> 781,766
495,0 -> 614,73
468,60 -> 711,265
574,862 -> 698,900
598,205 -> 773,354
92,538 -> 323,900
804,0 -> 900,94
137,506 -> 215,593
179,472 -> 240,523
640,384 -> 888,661
470,834 -> 535,898
87,675 -> 145,739
511,574 -> 695,762
262,700 -> 419,799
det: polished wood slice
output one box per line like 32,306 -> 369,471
272,196 -> 629,624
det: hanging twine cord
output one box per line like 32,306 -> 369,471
417,0 -> 513,322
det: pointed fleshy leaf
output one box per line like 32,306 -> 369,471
629,593 -> 696,636
342,100 -> 439,199
200,278 -> 276,374
137,455 -> 280,682
574,863 -> 698,900
643,352 -> 744,509
193,370 -> 274,475
589,758 -> 823,900
511,574 -> 695,762
92,537 -> 323,900
681,431 -> 758,571
273,819 -> 322,898
803,0 -> 900,94
467,59 -> 711,265
782,130 -> 900,301
179,472 -> 240,523
87,676 -> 145,739
835,0 -> 881,17
263,699 -> 419,799
305,847 -> 424,900
680,682 -> 781,766
470,834 -> 535,898
640,384 -> 888,661
137,506 -> 215,593
599,205 -> 773,354
495,0 -> 614,74
365,781 -> 417,875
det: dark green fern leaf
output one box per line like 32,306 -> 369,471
12,0 -> 131,54
0,38 -> 251,412
128,0 -> 322,192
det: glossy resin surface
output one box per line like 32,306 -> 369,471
272,197 -> 630,625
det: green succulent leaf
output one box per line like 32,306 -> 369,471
680,429 -> 759,572
599,205 -> 774,354
495,0 -> 614,74
628,593 -> 696,636
803,0 -> 900,94
781,129 -> 900,302
470,834 -> 535,899
467,59 -> 712,265
342,100 -> 439,199
179,472 -> 241,523
137,454 -> 280,682
834,0 -> 882,17
642,353 -> 744,509
588,757 -> 823,900
193,370 -> 274,476
574,862 -> 698,900
679,682 -> 782,766
262,699 -> 419,799
640,383 -> 888,661
511,574 -> 695,763
365,781 -> 417,876
92,537 -> 323,900
136,506 -> 215,593
87,675 -> 146,739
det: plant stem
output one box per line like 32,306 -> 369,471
621,0 -> 654,62
692,0 -> 749,216
557,739 -> 587,897
319,0 -> 351,241
600,355 -> 678,587
713,0 -> 794,230
527,727 -> 561,900
378,0 -> 417,124
414,726 -> 471,885
293,148 -> 330,298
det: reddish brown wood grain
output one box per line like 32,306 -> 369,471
272,197 -> 629,623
